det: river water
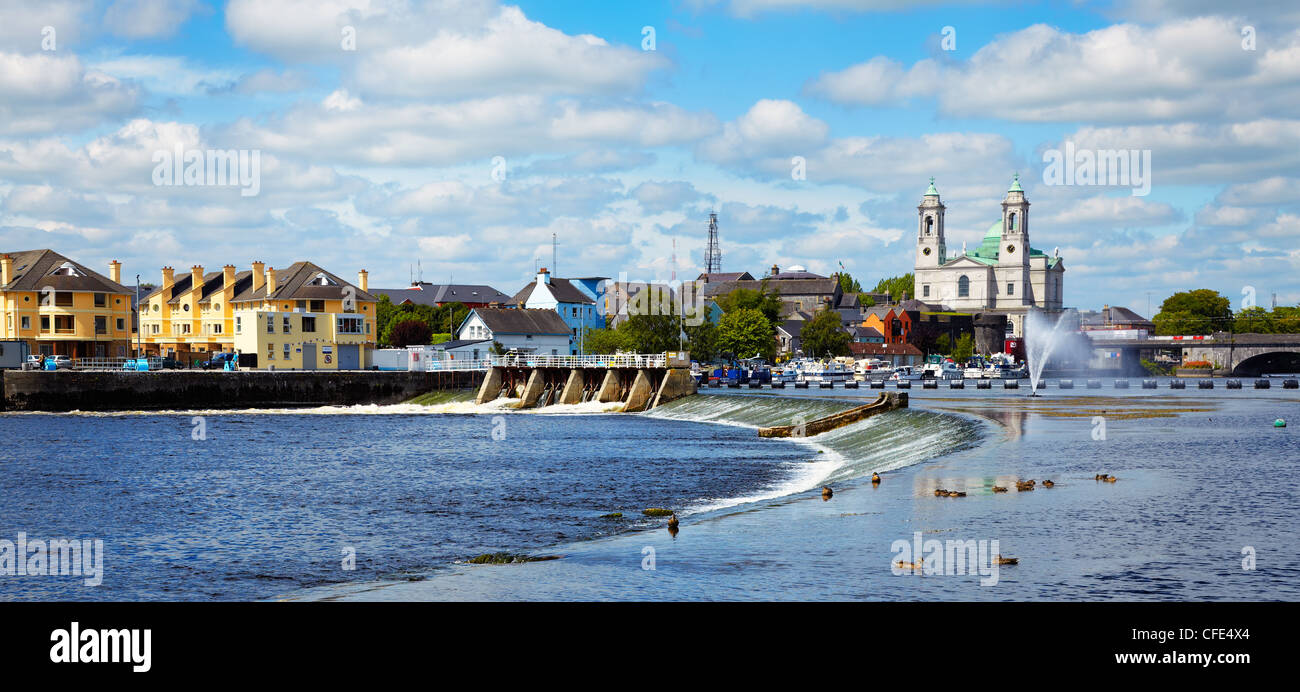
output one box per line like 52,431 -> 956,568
1,385 -> 1296,601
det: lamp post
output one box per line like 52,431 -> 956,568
135,274 -> 142,359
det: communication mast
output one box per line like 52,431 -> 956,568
704,211 -> 722,274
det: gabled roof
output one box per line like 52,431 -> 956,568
436,339 -> 491,351
231,262 -> 377,304
469,308 -> 569,336
512,277 -> 596,306
703,278 -> 840,298
697,271 -> 754,283
0,249 -> 130,294
849,325 -> 884,339
849,342 -> 924,357
375,283 -> 512,306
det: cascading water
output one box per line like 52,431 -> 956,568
1024,308 -> 1076,395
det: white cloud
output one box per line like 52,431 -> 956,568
103,0 -> 203,39
0,52 -> 139,135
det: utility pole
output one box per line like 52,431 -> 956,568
552,233 -> 558,277
135,275 -> 141,359
704,211 -> 722,274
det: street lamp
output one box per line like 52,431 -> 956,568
135,274 -> 142,360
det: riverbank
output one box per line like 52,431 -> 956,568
0,369 -> 483,411
292,389 -> 1300,601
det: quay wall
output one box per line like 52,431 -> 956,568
0,370 -> 484,412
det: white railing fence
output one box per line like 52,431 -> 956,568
419,353 -> 669,371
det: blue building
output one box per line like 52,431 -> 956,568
510,268 -> 603,354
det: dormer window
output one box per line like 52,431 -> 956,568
308,273 -> 339,286
47,262 -> 85,277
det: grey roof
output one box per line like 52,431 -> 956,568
697,271 -> 754,283
437,339 -> 491,350
777,320 -> 806,337
473,308 -> 569,335
849,325 -> 884,339
231,261 -> 377,304
1,249 -> 130,294
1080,306 -> 1154,328
703,277 -> 841,298
511,277 -> 595,305
375,283 -> 512,306
899,299 -> 939,312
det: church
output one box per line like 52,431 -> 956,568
912,175 -> 1065,337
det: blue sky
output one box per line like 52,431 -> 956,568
2,0 -> 1299,315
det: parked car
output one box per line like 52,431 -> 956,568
160,357 -> 185,370
200,352 -> 238,370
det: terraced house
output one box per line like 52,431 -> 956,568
140,264 -> 254,362
0,250 -> 133,359
230,262 -> 377,370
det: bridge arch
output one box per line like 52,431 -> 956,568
1231,351 -> 1300,377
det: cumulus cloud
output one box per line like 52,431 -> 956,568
0,52 -> 139,135
103,0 -> 203,39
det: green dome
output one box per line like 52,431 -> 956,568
1008,173 -> 1023,193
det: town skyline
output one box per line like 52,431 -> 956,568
2,0 -> 1298,318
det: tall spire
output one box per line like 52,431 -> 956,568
925,176 -> 939,196
1008,172 -> 1023,193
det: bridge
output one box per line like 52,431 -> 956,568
472,352 -> 696,412
1087,333 -> 1300,376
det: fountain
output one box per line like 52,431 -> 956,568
1024,308 -> 1076,396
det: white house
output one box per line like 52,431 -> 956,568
456,308 -> 570,355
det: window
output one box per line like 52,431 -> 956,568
20,316 -> 29,330
116,318 -> 125,330
151,324 -> 160,335
267,343 -> 275,359
336,316 -> 363,334
1007,283 -> 1015,296
94,293 -> 106,307
571,307 -> 578,317
302,316 -> 316,333
54,315 -> 74,333
55,292 -> 73,307
310,300 -> 325,312
296,300 -> 307,311
957,275 -> 970,298
925,217 -> 933,235
922,285 -> 930,298
1008,212 -> 1017,231
283,316 -> 292,333
95,316 -> 107,334
266,316 -> 274,334
210,324 -> 223,335
284,343 -> 291,359
235,316 -> 242,334
181,324 -> 191,335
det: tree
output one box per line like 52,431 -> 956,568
934,333 -> 951,354
622,312 -> 681,353
716,308 -> 776,361
800,308 -> 851,358
584,326 -> 630,354
715,281 -> 783,324
951,333 -> 975,362
872,273 -> 914,302
837,272 -> 874,307
390,319 -> 433,346
684,319 -> 719,362
1153,289 -> 1231,335
1233,306 -> 1276,334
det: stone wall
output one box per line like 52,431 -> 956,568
0,369 -> 483,412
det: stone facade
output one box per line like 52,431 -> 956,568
913,176 -> 1065,336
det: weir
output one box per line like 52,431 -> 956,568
757,392 -> 908,438
474,353 -> 697,412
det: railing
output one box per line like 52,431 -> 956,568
418,353 -> 669,371
71,357 -> 163,371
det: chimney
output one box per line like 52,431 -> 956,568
358,269 -> 369,292
161,266 -> 175,300
266,267 -> 278,296
1102,305 -> 1110,326
771,264 -> 779,277
251,261 -> 265,293
537,267 -> 550,285
191,265 -> 205,294
109,260 -> 122,284
223,264 -> 236,290
1,255 -> 11,286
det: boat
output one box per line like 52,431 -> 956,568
803,359 -> 853,383
889,365 -> 923,382
963,357 -> 987,380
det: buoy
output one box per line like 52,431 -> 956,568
1276,419 -> 1287,428
821,486 -> 833,500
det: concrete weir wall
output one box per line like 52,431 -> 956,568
0,370 -> 484,412
477,366 -> 696,411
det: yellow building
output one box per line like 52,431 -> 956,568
140,264 -> 254,362
230,261 -> 377,370
0,249 -> 134,359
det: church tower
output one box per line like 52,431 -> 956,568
998,173 -> 1031,306
916,177 -> 946,269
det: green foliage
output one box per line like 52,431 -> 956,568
583,326 -> 630,354
490,341 -> 508,355
799,308 -> 851,358
642,508 -> 674,517
871,273 -> 914,302
716,308 -> 776,361
1141,359 -> 1174,376
950,333 -> 975,362
934,333 -> 951,354
715,280 -> 783,324
1153,289 -> 1231,335
374,293 -> 469,347
621,312 -> 682,353
684,318 -> 719,362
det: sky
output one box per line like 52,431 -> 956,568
1,0 -> 1298,317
